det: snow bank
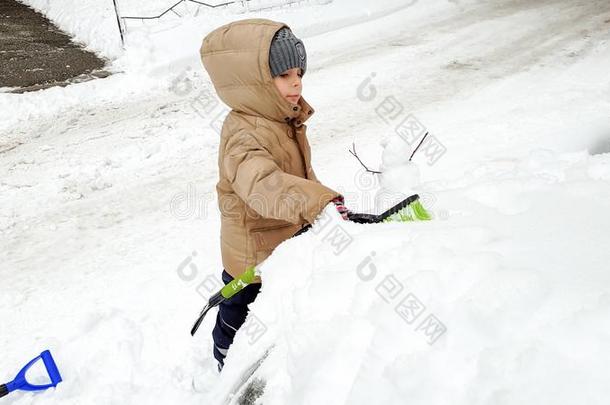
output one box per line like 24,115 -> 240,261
212,149 -> 610,405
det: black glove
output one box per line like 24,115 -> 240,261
332,196 -> 380,223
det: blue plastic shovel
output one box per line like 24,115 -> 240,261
0,350 -> 62,398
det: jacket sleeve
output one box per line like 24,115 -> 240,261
223,130 -> 340,224
307,165 -> 322,184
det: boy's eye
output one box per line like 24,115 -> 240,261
280,72 -> 303,78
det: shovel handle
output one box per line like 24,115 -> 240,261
0,383 -> 8,397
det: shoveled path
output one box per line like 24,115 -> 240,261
0,0 -> 109,92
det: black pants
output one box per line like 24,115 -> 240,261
212,269 -> 261,369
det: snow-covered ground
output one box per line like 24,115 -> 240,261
1,0 -> 610,404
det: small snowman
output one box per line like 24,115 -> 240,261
378,134 -> 421,197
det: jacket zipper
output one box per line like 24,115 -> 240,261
289,124 -> 308,178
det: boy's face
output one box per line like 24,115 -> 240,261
273,67 -> 303,105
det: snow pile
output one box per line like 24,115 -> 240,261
215,149 -> 610,404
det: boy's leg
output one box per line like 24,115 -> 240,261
212,269 -> 262,371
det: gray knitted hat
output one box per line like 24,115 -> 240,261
269,27 -> 307,78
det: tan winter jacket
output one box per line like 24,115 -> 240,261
200,18 -> 341,280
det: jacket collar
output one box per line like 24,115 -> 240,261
285,96 -> 315,128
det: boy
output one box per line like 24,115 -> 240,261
200,19 -> 349,371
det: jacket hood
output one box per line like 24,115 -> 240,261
200,18 -> 314,126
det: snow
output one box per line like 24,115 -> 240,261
379,135 -> 421,196
2,0 -> 610,404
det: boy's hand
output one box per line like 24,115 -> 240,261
294,195 -> 350,237
331,195 -> 350,221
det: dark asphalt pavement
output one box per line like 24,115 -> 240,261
0,0 -> 109,92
